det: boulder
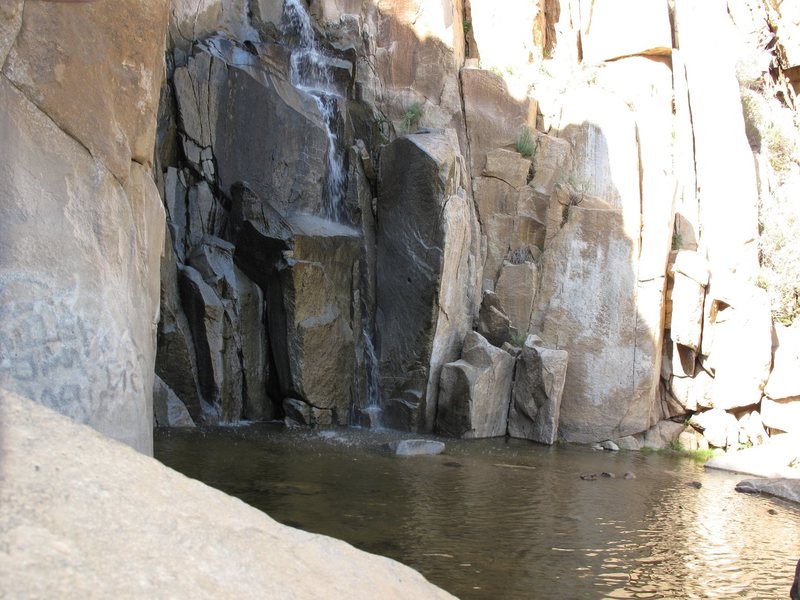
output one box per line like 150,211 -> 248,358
0,78 -> 164,455
706,289 -> 773,410
735,479 -> 800,504
0,390 -> 455,599
436,332 -> 515,439
494,261 -> 538,335
578,0 -> 672,64
765,324 -> 800,400
614,436 -> 643,451
377,130 -> 480,432
705,433 -> 800,478
2,0 -> 168,181
640,421 -> 686,450
761,397 -> 800,433
153,376 -> 196,428
690,408 -> 739,449
388,439 -> 446,456
507,344 -> 568,445
483,149 -> 532,189
477,292 -> 512,348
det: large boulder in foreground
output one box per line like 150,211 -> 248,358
0,390 -> 455,599
377,130 -> 480,432
436,332 -> 515,439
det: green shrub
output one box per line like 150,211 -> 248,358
402,102 -> 423,131
516,126 -> 535,158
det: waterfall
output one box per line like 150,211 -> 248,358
362,329 -> 383,428
282,0 -> 347,222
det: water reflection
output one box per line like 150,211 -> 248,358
155,426 -> 800,599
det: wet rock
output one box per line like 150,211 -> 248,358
153,376 -> 196,428
436,332 -> 515,439
600,441 -> 620,451
507,343 -> 568,445
580,473 -> 598,481
377,130 -> 480,432
389,440 -> 446,457
687,481 -> 703,489
623,472 -> 636,480
600,472 -> 616,478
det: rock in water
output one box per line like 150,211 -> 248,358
389,440 -> 446,456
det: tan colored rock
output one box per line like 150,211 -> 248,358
468,0 -> 542,75
530,133 -> 573,202
462,67 -> 537,172
0,78 -> 164,455
508,343 -> 568,445
477,291 -> 512,348
641,420 -> 686,450
0,1 -> 22,66
532,206 -> 658,442
765,324 -> 800,400
436,332 -> 515,439
0,390 -> 455,599
761,397 -> 800,433
690,408 -> 739,449
578,0 -> 671,64
3,0 -> 169,181
495,261 -> 538,335
483,149 -> 532,189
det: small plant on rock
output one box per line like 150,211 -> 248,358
402,102 -> 423,131
516,126 -> 535,158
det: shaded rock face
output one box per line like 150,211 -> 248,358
436,332 -> 515,439
0,2 -> 168,454
377,130 -> 480,432
508,343 -> 568,445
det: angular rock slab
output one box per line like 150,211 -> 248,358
532,206 -> 658,442
508,344 -> 568,445
377,129 -> 479,432
153,376 -> 196,428
436,332 -> 515,439
0,390 -> 456,599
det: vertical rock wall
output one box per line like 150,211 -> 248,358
0,1 -> 169,454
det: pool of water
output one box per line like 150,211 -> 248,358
155,425 -> 800,599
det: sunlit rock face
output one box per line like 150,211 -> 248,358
0,1 -> 168,454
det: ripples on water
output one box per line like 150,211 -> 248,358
155,425 -> 800,599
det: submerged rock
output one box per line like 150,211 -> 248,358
388,440 -> 446,457
735,478 -> 800,504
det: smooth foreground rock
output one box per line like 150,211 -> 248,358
508,343 -> 568,445
735,478 -> 800,505
436,332 -> 515,439
705,433 -> 800,479
0,390 -> 455,599
389,439 -> 446,456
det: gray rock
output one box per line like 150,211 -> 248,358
601,440 -> 620,451
614,436 -> 643,451
153,376 -> 196,428
389,439 -> 446,456
0,390 -> 455,599
508,344 -> 568,445
735,478 -> 800,504
377,130 -> 480,432
477,291 -> 512,348
436,332 -> 515,439
641,421 -> 686,450
494,261 -> 538,335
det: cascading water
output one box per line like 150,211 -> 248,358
361,329 -> 383,428
282,0 -> 347,222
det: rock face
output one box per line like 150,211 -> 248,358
0,2 -> 168,454
0,390 -> 456,599
377,130 -> 480,432
436,332 -> 515,439
508,342 -> 568,445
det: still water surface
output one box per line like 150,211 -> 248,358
155,425 -> 800,599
